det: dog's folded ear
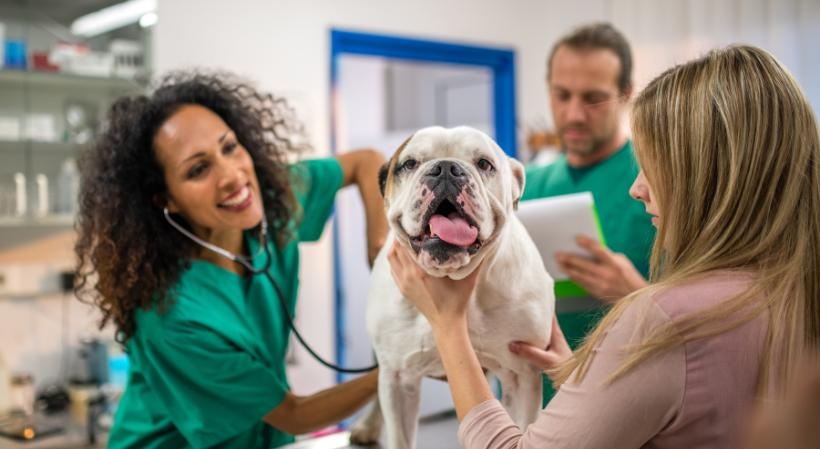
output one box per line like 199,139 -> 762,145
378,162 -> 388,197
509,157 -> 526,210
380,132 -> 416,199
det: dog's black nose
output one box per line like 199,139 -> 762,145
425,161 -> 467,182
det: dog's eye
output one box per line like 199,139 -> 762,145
399,159 -> 418,172
476,158 -> 495,172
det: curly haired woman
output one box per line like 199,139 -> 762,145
75,71 -> 387,449
389,45 -> 820,448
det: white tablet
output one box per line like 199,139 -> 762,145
515,192 -> 605,295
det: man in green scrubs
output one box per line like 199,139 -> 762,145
516,23 -> 655,404
109,159 -> 364,448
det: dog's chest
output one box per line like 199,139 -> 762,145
468,298 -> 541,343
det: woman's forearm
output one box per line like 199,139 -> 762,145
264,369 -> 379,435
338,149 -> 389,264
433,323 -> 495,420
356,150 -> 388,264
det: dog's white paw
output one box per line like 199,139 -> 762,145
348,421 -> 381,446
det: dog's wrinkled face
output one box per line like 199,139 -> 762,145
380,126 -> 525,278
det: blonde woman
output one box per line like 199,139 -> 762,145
388,45 -> 819,449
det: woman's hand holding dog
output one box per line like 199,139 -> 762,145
509,315 -> 573,383
387,241 -> 482,329
388,241 -> 496,419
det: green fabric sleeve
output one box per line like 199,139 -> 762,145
290,158 -> 344,242
521,163 -> 555,201
139,323 -> 289,449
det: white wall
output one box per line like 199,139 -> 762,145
154,0 -> 820,394
0,231 -> 113,388
613,0 -> 820,107
155,0 -> 607,152
0,294 -> 112,384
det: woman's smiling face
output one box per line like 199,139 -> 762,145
154,104 -> 264,244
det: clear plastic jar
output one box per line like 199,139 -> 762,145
0,355 -> 10,413
10,373 -> 35,415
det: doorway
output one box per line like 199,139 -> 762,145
330,29 -> 516,416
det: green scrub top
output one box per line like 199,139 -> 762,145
521,141 -> 655,406
522,140 -> 654,277
108,158 -> 344,449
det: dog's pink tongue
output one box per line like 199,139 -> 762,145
429,214 -> 478,247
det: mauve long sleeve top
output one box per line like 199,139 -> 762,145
459,271 -> 766,449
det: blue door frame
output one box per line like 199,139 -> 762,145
330,29 -> 517,383
330,29 -> 517,155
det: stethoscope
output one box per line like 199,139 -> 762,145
163,207 -> 377,374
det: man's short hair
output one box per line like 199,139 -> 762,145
547,22 -> 633,93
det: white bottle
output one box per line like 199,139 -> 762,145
35,173 -> 49,217
13,172 -> 25,217
56,158 -> 79,215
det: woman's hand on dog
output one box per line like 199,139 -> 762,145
388,241 -> 482,328
509,315 -> 573,381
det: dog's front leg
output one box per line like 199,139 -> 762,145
379,368 -> 422,449
497,367 -> 543,431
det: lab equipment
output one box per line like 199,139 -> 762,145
9,374 -> 34,416
4,40 -> 26,70
56,158 -> 79,214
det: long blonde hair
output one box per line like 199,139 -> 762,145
553,45 -> 820,395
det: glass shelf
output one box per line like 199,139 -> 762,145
0,69 -> 142,91
0,214 -> 74,227
0,140 -> 78,152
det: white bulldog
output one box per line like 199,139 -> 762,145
350,126 -> 554,449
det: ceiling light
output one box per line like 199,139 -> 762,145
71,0 -> 157,38
139,12 -> 158,28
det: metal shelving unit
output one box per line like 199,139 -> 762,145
0,71 -> 143,228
